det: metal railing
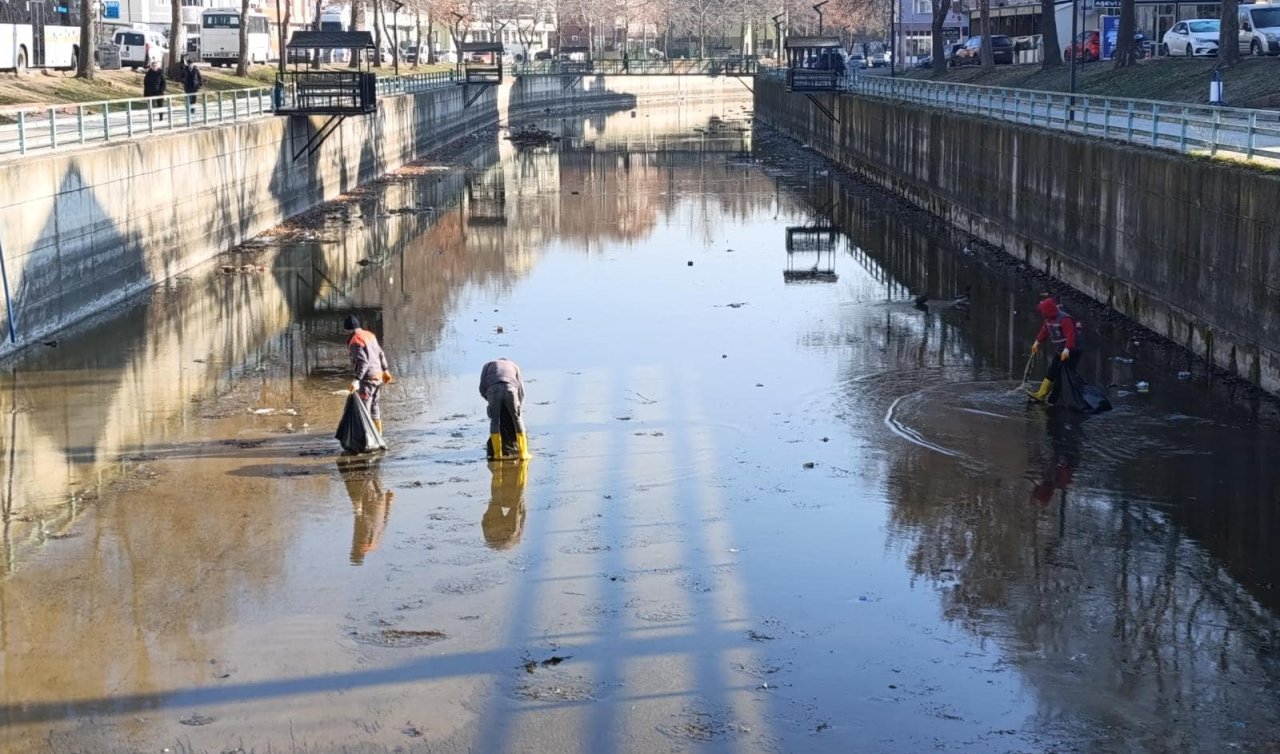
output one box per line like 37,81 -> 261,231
512,58 -> 759,76
847,75 -> 1280,162
0,69 -> 458,159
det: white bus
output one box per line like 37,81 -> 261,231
200,8 -> 270,67
0,0 -> 80,71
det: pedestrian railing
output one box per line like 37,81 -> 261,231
0,69 -> 458,159
512,58 -> 759,77
847,75 -> 1280,162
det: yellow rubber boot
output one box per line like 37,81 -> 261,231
489,433 -> 505,460
374,419 -> 383,435
1027,378 -> 1053,403
516,433 -> 532,460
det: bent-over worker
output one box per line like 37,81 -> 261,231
1028,297 -> 1079,403
344,315 -> 392,435
480,358 -> 530,460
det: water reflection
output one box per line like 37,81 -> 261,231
338,456 -> 394,565
482,460 -> 527,550
763,150 -> 1280,747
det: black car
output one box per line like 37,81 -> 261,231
951,35 -> 1014,66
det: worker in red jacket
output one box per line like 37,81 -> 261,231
1028,297 -> 1079,402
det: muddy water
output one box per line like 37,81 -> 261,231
2,100 -> 1279,754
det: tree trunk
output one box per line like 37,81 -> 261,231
311,0 -> 322,68
350,0 -> 365,68
1113,0 -> 1136,67
979,0 -> 994,71
427,12 -> 436,64
1040,0 -> 1062,67
413,10 -> 422,68
931,0 -> 950,75
371,0 -> 383,68
75,0 -> 95,79
235,0 -> 250,75
280,3 -> 291,73
1220,0 -> 1240,65
168,0 -> 183,78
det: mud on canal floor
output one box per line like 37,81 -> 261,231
2,98 -> 1280,754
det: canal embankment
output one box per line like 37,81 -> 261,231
754,76 -> 1280,394
0,74 -> 748,358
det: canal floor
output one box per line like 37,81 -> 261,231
1,100 -> 1278,754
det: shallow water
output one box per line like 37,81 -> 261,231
1,99 -> 1278,754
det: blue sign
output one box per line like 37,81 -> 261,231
1101,14 -> 1120,59
103,0 -> 119,19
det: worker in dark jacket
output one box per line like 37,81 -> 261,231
1028,297 -> 1079,402
480,358 -> 530,460
344,315 -> 392,435
143,60 -> 167,120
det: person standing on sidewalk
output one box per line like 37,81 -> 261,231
181,58 -> 203,113
143,61 -> 167,120
480,358 -> 530,460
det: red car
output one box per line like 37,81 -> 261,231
1064,30 -> 1100,62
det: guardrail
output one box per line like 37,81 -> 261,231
0,69 -> 458,159
512,58 -> 759,76
848,75 -> 1280,162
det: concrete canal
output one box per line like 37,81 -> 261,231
1,98 -> 1278,753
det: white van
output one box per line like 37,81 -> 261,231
1238,4 -> 1280,56
113,29 -> 169,69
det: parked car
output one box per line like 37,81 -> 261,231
1237,4 -> 1280,56
114,29 -> 168,70
848,52 -> 867,68
868,51 -> 890,67
1063,30 -> 1100,61
533,49 -> 553,60
952,35 -> 1013,65
1161,19 -> 1220,56
803,49 -> 847,72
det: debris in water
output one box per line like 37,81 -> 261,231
496,325 -> 505,334
1178,371 -> 1192,380
747,630 -> 775,642
402,723 -> 424,738
802,462 -> 816,469
687,260 -> 694,266
505,125 -> 560,146
179,713 -> 215,726
725,302 -> 747,308
522,654 -> 572,673
1136,381 -> 1150,393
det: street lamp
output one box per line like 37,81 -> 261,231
813,0 -> 828,34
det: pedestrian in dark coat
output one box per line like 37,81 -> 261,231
181,58 -> 203,111
143,60 -> 166,120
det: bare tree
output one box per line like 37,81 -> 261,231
930,0 -> 952,74
1112,0 -> 1136,67
350,0 -> 367,67
979,0 -> 994,70
235,0 -> 251,75
1220,0 -> 1240,65
75,0 -> 95,78
168,0 -> 184,78
372,0 -> 384,67
1040,0 -> 1061,67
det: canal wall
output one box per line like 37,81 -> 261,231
0,74 -> 748,357
754,77 -> 1280,394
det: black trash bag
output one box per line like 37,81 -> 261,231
335,392 -> 388,454
1054,362 -> 1113,414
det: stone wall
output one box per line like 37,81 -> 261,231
755,77 -> 1280,393
0,74 -> 746,357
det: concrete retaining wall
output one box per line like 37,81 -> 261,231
0,74 -> 746,357
754,77 -> 1280,393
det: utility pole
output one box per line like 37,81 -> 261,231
772,12 -> 783,61
1069,0 -> 1079,92
813,0 -> 827,34
889,0 -> 897,76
